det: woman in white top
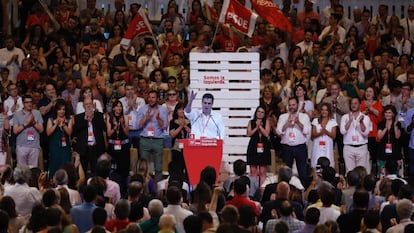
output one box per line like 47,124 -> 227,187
76,87 -> 103,114
294,83 -> 314,117
274,68 -> 292,107
311,102 -> 337,167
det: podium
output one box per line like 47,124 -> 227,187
180,139 -> 223,186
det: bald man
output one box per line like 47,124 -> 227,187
260,181 -> 304,230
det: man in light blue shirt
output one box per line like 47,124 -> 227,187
70,185 -> 97,233
137,90 -> 168,181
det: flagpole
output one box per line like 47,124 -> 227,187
209,22 -> 220,49
141,8 -> 162,65
209,0 -> 229,49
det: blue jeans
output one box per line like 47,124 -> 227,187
282,144 -> 308,186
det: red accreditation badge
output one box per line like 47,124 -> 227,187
27,130 -> 35,141
88,131 -> 94,142
147,126 -> 155,137
61,137 -> 67,147
385,143 -> 392,154
257,143 -> 264,153
319,140 -> 326,150
128,115 -> 133,127
114,140 -> 121,150
288,132 -> 296,142
352,135 -> 359,141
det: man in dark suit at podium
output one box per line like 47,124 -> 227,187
73,97 -> 106,174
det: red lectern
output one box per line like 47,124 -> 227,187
180,139 -> 223,186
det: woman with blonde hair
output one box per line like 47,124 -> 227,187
136,158 -> 156,197
311,102 -> 337,167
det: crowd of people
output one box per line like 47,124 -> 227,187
1,0 -> 414,232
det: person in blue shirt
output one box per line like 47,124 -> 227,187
70,185 -> 97,233
137,90 -> 168,182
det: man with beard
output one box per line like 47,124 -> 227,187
137,90 -> 168,181
276,97 -> 311,187
13,94 -> 43,167
0,35 -> 25,82
340,97 -> 372,173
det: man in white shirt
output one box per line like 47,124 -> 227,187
4,83 -> 22,161
400,5 -> 414,42
320,0 -> 340,26
185,91 -> 225,139
276,97 -> 311,187
4,166 -> 42,221
296,29 -> 313,56
137,42 -> 160,78
392,26 -> 412,56
163,186 -> 192,233
120,83 -> 146,148
319,13 -> 346,44
0,36 -> 25,82
340,97 -> 372,174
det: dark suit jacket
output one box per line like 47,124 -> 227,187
72,111 -> 106,156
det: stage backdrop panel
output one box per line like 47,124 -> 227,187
189,52 -> 260,172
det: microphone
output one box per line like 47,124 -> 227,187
210,115 -> 221,139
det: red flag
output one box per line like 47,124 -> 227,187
206,4 -> 219,23
218,0 -> 257,37
120,8 -> 152,48
251,0 -> 292,33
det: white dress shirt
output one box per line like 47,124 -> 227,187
56,184 -> 82,206
3,96 -> 22,126
340,112 -> 372,145
120,96 -> 146,130
185,109 -> 225,139
0,47 -> 25,82
319,25 -> 346,44
4,183 -> 42,219
276,112 -> 311,146
164,205 -> 193,233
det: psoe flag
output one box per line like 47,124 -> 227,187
120,8 -> 152,48
218,0 -> 257,37
251,0 -> 292,33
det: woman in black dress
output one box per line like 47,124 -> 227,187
246,106 -> 271,186
169,103 -> 191,174
106,99 -> 130,179
377,105 -> 402,175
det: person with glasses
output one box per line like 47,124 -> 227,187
163,89 -> 179,123
3,83 -> 22,164
13,94 -> 44,167
185,91 -> 225,140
